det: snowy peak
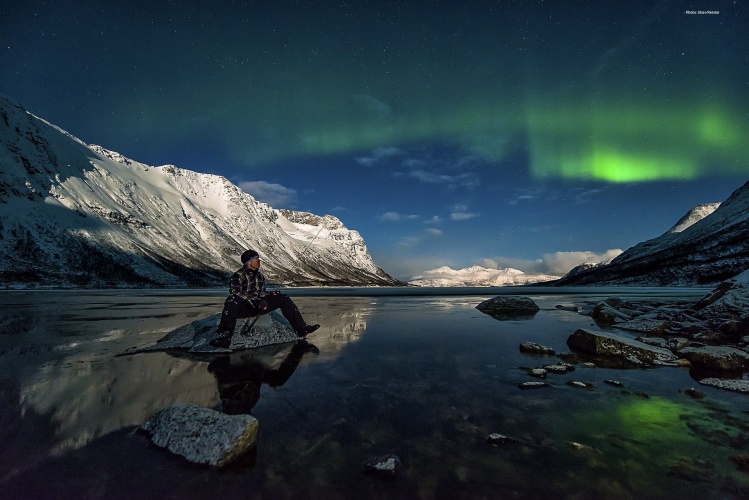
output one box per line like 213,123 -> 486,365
410,265 -> 558,287
0,96 -> 398,288
666,203 -> 720,234
556,180 -> 749,286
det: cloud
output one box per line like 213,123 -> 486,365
540,249 -> 623,275
450,204 -> 479,221
239,180 -> 297,208
379,211 -> 401,221
424,215 -> 443,224
426,228 -> 443,236
355,146 -> 402,167
378,212 -> 419,222
479,249 -> 622,275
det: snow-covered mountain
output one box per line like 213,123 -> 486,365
410,265 -> 559,287
555,182 -> 749,286
0,95 -> 399,288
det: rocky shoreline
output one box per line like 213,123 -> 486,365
479,269 -> 749,394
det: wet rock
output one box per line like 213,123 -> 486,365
566,380 -> 594,390
141,403 -> 259,468
566,441 -> 603,455
361,454 -> 402,477
525,368 -> 547,379
620,390 -> 650,398
543,362 -> 575,374
677,345 -> 749,372
555,305 -> 579,312
684,388 -> 706,399
487,433 -> 520,446
519,341 -> 555,355
518,381 -> 550,390
604,380 -> 623,387
567,328 -> 678,366
698,378 -> 749,394
476,296 -> 540,320
581,362 -> 597,368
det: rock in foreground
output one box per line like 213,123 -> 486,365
141,403 -> 259,467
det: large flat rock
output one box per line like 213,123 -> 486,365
123,310 -> 299,354
567,328 -> 678,365
141,402 -> 259,467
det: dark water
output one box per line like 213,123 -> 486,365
0,287 -> 747,499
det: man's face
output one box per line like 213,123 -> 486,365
247,257 -> 261,270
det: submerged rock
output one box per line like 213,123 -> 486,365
476,296 -> 540,320
543,362 -> 575,374
141,402 -> 259,468
487,433 -> 521,446
361,454 -> 402,477
518,381 -> 550,390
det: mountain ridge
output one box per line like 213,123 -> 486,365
0,95 -> 399,288
555,181 -> 749,286
410,265 -> 559,287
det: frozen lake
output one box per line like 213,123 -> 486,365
1,287 -> 748,498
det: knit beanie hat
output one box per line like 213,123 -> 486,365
240,249 -> 259,265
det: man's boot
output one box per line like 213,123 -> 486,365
209,330 -> 233,349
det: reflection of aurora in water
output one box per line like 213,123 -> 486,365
1,290 -> 748,498
550,396 -> 749,492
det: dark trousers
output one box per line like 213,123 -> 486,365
217,293 -> 306,335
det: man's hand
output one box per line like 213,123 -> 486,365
258,299 -> 269,311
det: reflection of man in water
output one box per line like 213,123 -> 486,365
207,340 -> 319,415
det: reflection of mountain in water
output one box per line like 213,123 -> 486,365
8,295 -> 378,467
290,297 -> 377,355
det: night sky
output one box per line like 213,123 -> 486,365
2,0 -> 747,279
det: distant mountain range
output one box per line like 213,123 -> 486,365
0,95 -> 399,288
556,182 -> 749,286
410,265 -> 559,287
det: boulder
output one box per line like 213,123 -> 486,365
677,345 -> 749,372
123,311 -> 299,354
566,328 -> 678,366
141,403 -> 259,467
476,296 -> 540,319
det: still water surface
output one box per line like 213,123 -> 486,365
0,287 -> 747,499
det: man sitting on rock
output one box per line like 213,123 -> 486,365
210,249 -> 320,349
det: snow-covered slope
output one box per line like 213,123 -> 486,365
665,203 -> 721,234
410,265 -> 559,287
555,182 -> 749,286
0,95 -> 398,288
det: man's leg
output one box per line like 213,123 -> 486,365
263,294 -> 319,336
212,296 -> 254,348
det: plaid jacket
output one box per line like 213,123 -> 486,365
229,267 -> 268,304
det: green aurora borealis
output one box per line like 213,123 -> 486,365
3,1 -> 746,183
